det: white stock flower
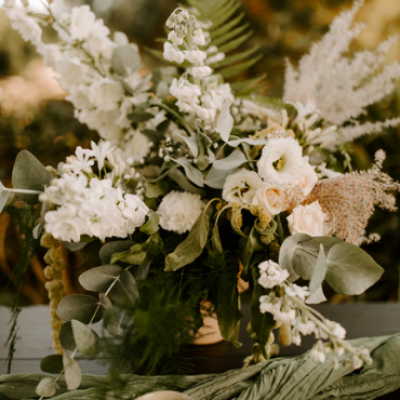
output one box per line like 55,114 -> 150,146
257,138 -> 305,186
185,50 -> 207,64
252,184 -> 289,216
294,162 -> 318,196
191,66 -> 213,77
258,260 -> 289,289
287,201 -> 327,236
64,147 -> 94,174
259,292 -> 281,315
70,6 -> 96,41
169,78 -> 201,113
157,191 -> 205,234
163,42 -> 185,64
222,169 -> 262,205
274,305 -> 296,325
119,194 -> 149,227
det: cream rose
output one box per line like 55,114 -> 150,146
252,184 -> 289,216
294,162 -> 318,196
287,201 -> 326,236
223,169 -> 262,205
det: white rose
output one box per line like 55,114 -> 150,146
257,138 -> 305,186
287,201 -> 326,236
294,162 -> 318,196
252,184 -> 289,216
222,169 -> 262,205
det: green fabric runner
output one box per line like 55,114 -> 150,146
1,334 -> 400,400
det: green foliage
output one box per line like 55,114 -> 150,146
99,241 -> 135,265
79,265 -> 124,293
57,294 -> 103,324
36,377 -> 59,398
63,350 -> 82,390
140,210 -> 160,235
71,320 -> 98,355
40,355 -> 63,374
108,270 -> 139,309
99,293 -> 121,336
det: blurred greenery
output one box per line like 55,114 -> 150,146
1,0 -> 400,304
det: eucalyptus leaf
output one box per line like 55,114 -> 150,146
71,320 -> 98,356
36,377 -> 59,398
140,210 -> 160,235
172,157 -> 204,187
99,293 -> 121,336
40,355 -> 63,374
228,138 -> 268,147
217,99 -> 233,142
308,244 -> 327,295
213,149 -> 248,170
32,202 -> 49,239
132,261 -> 151,281
62,241 -> 88,252
63,350 -> 82,390
79,265 -> 123,293
205,166 -> 239,189
165,212 -> 210,271
99,240 -> 135,265
57,295 -> 103,324
177,134 -> 199,158
109,270 -> 139,308
140,129 -> 165,144
306,285 -> 327,305
168,169 -> 205,196
112,44 -> 141,76
12,150 -> 53,204
0,185 -> 13,214
59,321 -> 76,351
128,110 -> 154,122
212,225 -> 224,253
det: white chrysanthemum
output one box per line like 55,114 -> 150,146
157,191 -> 205,234
222,169 -> 262,205
257,138 -> 305,186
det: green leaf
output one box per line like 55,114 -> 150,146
79,265 -> 123,293
168,169 -> 205,196
211,23 -> 250,48
146,180 -> 168,198
176,134 -> 199,158
325,242 -> 384,295
306,285 -> 327,305
112,44 -> 141,76
12,150 -> 53,204
230,207 -> 247,238
141,129 -> 165,144
218,31 -> 254,54
63,350 -> 82,390
57,295 -> 103,324
109,270 -> 139,308
205,166 -> 239,189
211,46 -> 259,69
227,138 -> 267,147
128,110 -> 154,122
212,225 -> 224,253
99,240 -> 135,265
210,12 -> 245,41
211,0 -> 241,30
165,211 -> 210,271
172,157 -> 204,187
213,149 -> 247,170
33,202 -> 49,239
71,320 -> 98,356
216,99 -> 233,142
99,293 -> 121,336
40,354 -> 63,374
59,321 -> 76,351
140,210 -> 160,235
309,244 -> 327,295
216,262 -> 243,347
62,241 -> 89,252
219,54 -> 263,79
0,183 -> 13,214
36,377 -> 59,398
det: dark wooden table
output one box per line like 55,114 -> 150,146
1,304 -> 400,399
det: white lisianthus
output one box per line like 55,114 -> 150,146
157,191 -> 205,234
257,138 -> 305,186
163,42 -> 185,64
191,66 -> 213,77
222,169 -> 262,205
258,260 -> 289,289
252,184 -> 289,216
294,162 -> 318,196
287,201 -> 327,236
185,50 -> 207,63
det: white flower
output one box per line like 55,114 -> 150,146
259,292 -> 281,315
327,321 -> 346,340
169,78 -> 201,113
168,31 -> 183,45
193,29 -> 205,45
287,201 -> 327,236
258,260 -> 289,289
257,138 -> 305,186
6,7 -> 42,47
293,316 -> 316,336
163,42 -> 185,64
222,169 -> 262,205
64,147 -> 94,174
285,284 -> 310,302
157,191 -> 205,234
252,184 -> 289,216
185,50 -> 207,64
91,141 -> 115,171
88,78 -> 124,112
119,130 -> 151,163
311,341 -> 326,363
274,305 -> 296,324
191,66 -> 213,77
70,6 -> 96,41
294,162 -> 318,196
351,355 -> 363,369
119,194 -> 149,228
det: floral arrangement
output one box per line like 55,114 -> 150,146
2,0 -> 400,398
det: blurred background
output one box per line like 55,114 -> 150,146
1,0 -> 400,306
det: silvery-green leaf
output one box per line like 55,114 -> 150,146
62,241 -> 88,252
146,180 -> 168,198
57,294 -> 103,324
133,262 -> 151,281
172,157 -> 204,187
0,183 -> 13,214
99,241 -> 135,265
36,377 -> 59,398
59,321 -> 76,351
32,201 -> 49,239
228,138 -> 268,147
63,350 -> 82,390
99,293 -> 121,336
168,169 -> 205,196
109,270 -> 139,308
128,110 -> 154,122
306,285 -> 327,305
71,320 -> 98,355
40,354 -> 63,374
112,44 -> 141,76
12,150 -> 53,204
308,244 -> 327,295
205,166 -> 239,189
212,225 -> 224,253
177,134 -> 199,158
213,149 -> 248,170
79,265 -> 123,293
141,129 -> 165,144
217,99 -> 234,142
140,210 -> 159,235
230,207 -> 247,238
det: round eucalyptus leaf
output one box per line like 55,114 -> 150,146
40,354 -> 63,374
99,293 -> 121,336
63,350 -> 82,390
59,321 -> 76,351
71,320 -> 99,355
36,378 -> 59,398
79,265 -> 123,292
57,294 -> 103,324
109,270 -> 139,308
